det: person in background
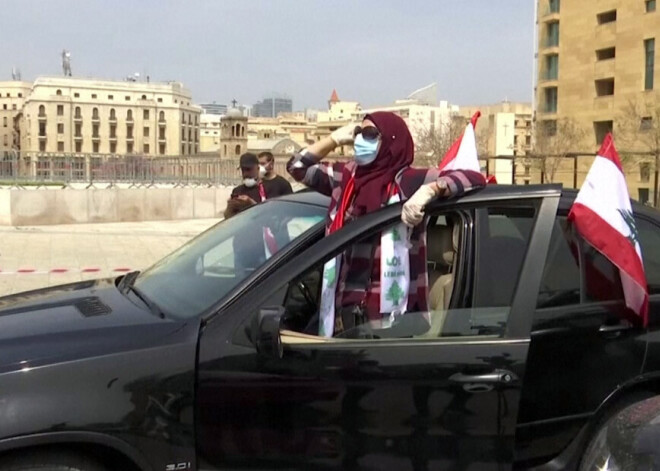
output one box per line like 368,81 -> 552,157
258,151 -> 293,197
287,111 -> 486,337
230,153 -> 264,204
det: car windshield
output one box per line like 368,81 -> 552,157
134,200 -> 325,319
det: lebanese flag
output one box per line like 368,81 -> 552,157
438,111 -> 482,173
568,133 -> 649,325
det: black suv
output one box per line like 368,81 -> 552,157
1,185 -> 660,470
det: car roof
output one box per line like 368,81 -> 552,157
277,184 -> 659,219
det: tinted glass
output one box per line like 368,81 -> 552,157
636,217 -> 660,294
473,205 -> 537,308
537,217 -> 580,308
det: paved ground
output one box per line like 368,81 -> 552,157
0,219 -> 219,296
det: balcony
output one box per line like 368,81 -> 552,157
38,114 -> 47,121
74,115 -> 83,122
92,135 -> 100,141
38,135 -> 47,140
109,135 -> 117,141
126,136 -> 134,141
91,115 -> 100,123
109,116 -> 117,123
74,135 -> 83,140
158,136 -> 166,142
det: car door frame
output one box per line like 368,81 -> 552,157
195,185 -> 561,469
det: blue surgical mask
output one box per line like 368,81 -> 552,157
353,134 -> 379,166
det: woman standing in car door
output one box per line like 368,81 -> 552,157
287,111 -> 486,337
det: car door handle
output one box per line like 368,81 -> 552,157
449,369 -> 519,385
599,320 -> 633,336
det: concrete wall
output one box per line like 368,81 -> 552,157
5,187 -> 232,226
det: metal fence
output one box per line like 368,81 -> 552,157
0,151 -> 293,188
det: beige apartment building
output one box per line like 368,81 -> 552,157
10,77 -> 201,157
0,81 -> 32,154
200,112 -> 222,153
536,0 -> 660,202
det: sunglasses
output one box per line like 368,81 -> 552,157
353,125 -> 380,141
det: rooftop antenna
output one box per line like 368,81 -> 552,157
61,50 -> 72,76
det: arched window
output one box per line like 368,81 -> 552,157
74,106 -> 81,118
224,145 -> 227,156
241,125 -> 245,137
159,111 -> 165,121
235,124 -> 240,137
109,108 -> 116,119
235,145 -> 241,155
188,115 -> 192,125
56,89 -> 62,96
231,125 -> 235,137
127,109 -> 133,121
38,105 -> 46,117
141,94 -> 147,100
92,107 -> 99,119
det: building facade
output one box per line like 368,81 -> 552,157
0,81 -> 32,154
535,0 -> 660,202
200,112 -> 223,152
13,77 -> 201,156
200,103 -> 228,116
251,97 -> 293,118
219,108 -> 248,158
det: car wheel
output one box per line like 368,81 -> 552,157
579,391 -> 655,470
0,449 -> 108,471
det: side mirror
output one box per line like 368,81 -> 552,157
253,306 -> 284,358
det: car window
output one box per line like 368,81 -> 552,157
636,217 -> 660,294
135,200 -> 325,319
473,205 -> 537,308
537,217 -> 581,308
275,204 -> 538,343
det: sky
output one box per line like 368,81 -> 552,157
1,0 -> 536,110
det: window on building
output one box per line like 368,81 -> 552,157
546,21 -> 559,47
143,126 -> 150,137
2,105 -> 6,110
127,109 -> 133,121
39,140 -> 46,152
647,0 -> 656,13
645,38 -> 655,90
11,104 -> 16,110
641,162 -> 651,182
110,142 -> 117,153
596,47 -> 616,60
75,106 -> 82,118
3,135 -> 7,146
159,143 -> 166,155
595,78 -> 615,96
125,96 -> 130,101
544,87 -> 558,113
188,129 -> 192,141
235,144 -> 241,155
143,109 -> 149,120
127,142 -> 134,154
188,115 -> 192,125
56,89 -> 62,96
74,92 -> 79,98
92,142 -> 99,153
549,0 -> 560,13
524,165 -> 531,176
141,95 -> 147,100
109,108 -> 116,120
159,128 -> 165,140
57,105 -> 64,116
39,122 -> 46,137
194,144 -> 198,154
92,94 -> 97,99
157,98 -> 163,103
57,123 -> 64,134
526,135 -> 532,145
75,123 -> 82,137
143,143 -> 150,154
224,145 -> 227,156
639,188 -> 651,204
641,116 -> 653,130
110,125 -> 117,138
597,10 -> 617,24
92,108 -> 99,119
182,144 -> 186,155
2,117 -> 6,128
57,141 -> 64,152
594,120 -> 613,145
545,54 -> 559,80
92,124 -> 100,138
75,141 -> 82,153
18,93 -> 22,98
127,124 -> 134,139
159,111 -> 165,122
108,95 -> 114,100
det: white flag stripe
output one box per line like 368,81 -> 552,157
573,156 -> 642,258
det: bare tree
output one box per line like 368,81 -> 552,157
532,118 -> 588,183
413,114 -> 489,168
616,98 -> 660,206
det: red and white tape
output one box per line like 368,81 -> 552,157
0,267 -> 133,275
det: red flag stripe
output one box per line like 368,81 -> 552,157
569,203 -> 649,323
596,133 -> 624,173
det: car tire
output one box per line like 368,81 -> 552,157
0,449 -> 108,471
579,391 -> 655,470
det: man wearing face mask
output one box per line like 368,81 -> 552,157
258,152 -> 293,197
287,112 -> 486,338
230,153 -> 265,204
